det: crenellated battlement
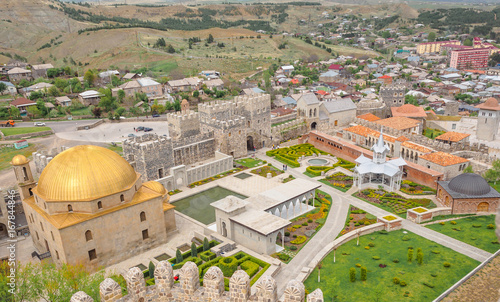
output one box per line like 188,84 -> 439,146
172,132 -> 214,148
122,133 -> 172,151
200,116 -> 246,130
166,111 -> 200,122
69,261 -> 323,302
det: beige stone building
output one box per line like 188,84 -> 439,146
13,146 -> 176,271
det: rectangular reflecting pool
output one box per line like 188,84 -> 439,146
172,186 -> 247,225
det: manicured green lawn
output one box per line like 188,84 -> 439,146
320,179 -> 349,192
0,143 -> 38,171
303,171 -> 318,178
426,215 -> 499,253
1,126 -> 51,136
107,143 -> 123,155
304,230 -> 479,302
235,157 -> 265,168
70,107 -> 91,116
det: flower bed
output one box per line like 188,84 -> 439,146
250,164 -> 283,178
400,180 -> 436,195
355,189 -> 435,217
338,206 -> 378,237
266,143 -> 329,168
321,172 -> 353,192
383,215 -> 397,221
188,168 -> 242,188
168,189 -> 182,196
283,175 -> 295,183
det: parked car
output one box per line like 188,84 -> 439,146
119,116 -> 126,120
144,127 -> 153,132
34,122 -> 46,126
136,126 -> 145,131
152,113 -> 160,118
128,133 -> 136,138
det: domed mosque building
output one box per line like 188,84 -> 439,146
437,173 -> 500,214
12,145 -> 176,271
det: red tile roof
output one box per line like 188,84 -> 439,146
374,117 -> 421,131
10,97 -> 36,107
476,97 -> 500,111
435,131 -> 470,142
357,113 -> 381,122
391,104 -> 427,118
401,141 -> 432,153
419,152 -> 469,166
378,75 -> 392,79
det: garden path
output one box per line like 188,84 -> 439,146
257,149 -> 492,298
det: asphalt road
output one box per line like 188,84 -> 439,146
14,120 -> 97,133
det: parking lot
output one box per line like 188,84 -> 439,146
55,121 -> 170,143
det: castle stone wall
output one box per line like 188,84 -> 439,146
70,262 -> 323,302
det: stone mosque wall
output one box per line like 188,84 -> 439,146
69,261 -> 323,302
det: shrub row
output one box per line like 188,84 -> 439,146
200,250 -> 216,262
173,256 -> 203,270
240,260 -> 260,277
168,240 -> 220,264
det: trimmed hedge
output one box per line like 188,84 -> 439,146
241,260 -> 260,278
219,257 -> 238,277
168,240 -> 220,264
200,250 -> 216,262
173,256 -> 203,270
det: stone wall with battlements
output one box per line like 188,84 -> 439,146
379,85 -> 406,108
166,111 -> 201,138
69,262 -> 323,302
272,118 -> 308,143
172,132 -> 215,167
200,117 -> 247,158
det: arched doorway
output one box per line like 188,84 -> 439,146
247,136 -> 254,151
477,202 -> 489,212
445,195 -> 450,206
311,122 -> 317,130
221,222 -> 227,237
275,231 -> 284,248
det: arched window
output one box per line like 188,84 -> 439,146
120,194 -> 125,202
68,205 -> 73,212
140,211 -> 146,222
22,167 -> 28,181
97,201 -> 102,209
85,230 -> 93,242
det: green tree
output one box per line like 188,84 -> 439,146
83,70 -> 96,87
173,100 -> 181,112
176,249 -> 183,264
36,100 -> 48,117
9,106 -> 20,118
91,106 -> 102,118
18,79 -> 31,88
116,107 -> 126,116
407,248 -> 413,262
27,106 -> 41,119
48,86 -> 60,97
463,165 -> 474,173
193,90 -> 200,98
349,268 -> 356,282
129,106 -> 140,117
464,39 -> 472,46
49,109 -> 58,118
207,34 -> 214,44
117,89 -> 125,103
148,261 -> 155,278
191,242 -> 197,257
0,82 -> 7,94
142,101 -> 150,116
203,237 -> 210,251
428,32 -> 436,42
405,94 -> 419,105
166,45 -> 176,54
360,266 -> 367,281
417,248 -> 423,265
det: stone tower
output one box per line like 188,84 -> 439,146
11,155 -> 36,200
444,100 -> 459,116
379,85 -> 405,110
181,98 -> 189,114
476,97 -> 500,141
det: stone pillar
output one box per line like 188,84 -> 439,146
70,291 -> 94,302
306,289 -> 324,302
124,267 -> 146,301
283,280 -> 305,302
203,266 -> 225,300
154,260 -> 174,300
99,278 -> 122,302
181,261 -> 200,296
229,270 -> 250,302
255,275 -> 277,302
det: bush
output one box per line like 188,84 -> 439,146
285,232 -> 290,236
431,273 -> 437,277
472,224 -> 481,228
302,222 -> 308,226
293,225 -> 302,229
219,257 -> 238,277
191,242 -> 198,257
439,222 -> 445,225
407,249 -> 413,262
349,268 -> 356,282
200,250 -> 216,262
393,277 -> 400,284
278,253 -> 290,262
148,261 -> 155,278
203,237 -> 210,251
360,267 -> 367,281
368,242 -> 375,247
355,263 -> 361,267
431,250 -> 440,254
176,249 -> 183,264
393,259 -> 399,263
379,230 -> 389,235
487,224 -> 495,229
290,246 -> 297,251
291,236 -> 307,244
450,221 -> 457,225
365,246 -> 370,250
308,219 -> 313,223
241,260 -> 260,277
372,256 -> 380,260
293,235 -> 297,238
417,250 -> 423,265
443,262 -> 451,268
400,281 -> 407,287
402,235 -> 410,241
423,282 -> 434,288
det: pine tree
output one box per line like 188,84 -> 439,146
203,237 -> 210,251
191,242 -> 197,257
148,261 -> 155,277
417,248 -> 423,265
176,249 -> 183,264
360,267 -> 367,281
407,248 -> 413,262
349,268 -> 356,282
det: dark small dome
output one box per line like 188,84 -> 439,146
448,173 -> 491,196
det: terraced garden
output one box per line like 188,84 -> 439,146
304,230 -> 480,302
426,215 -> 499,253
320,172 -> 354,192
304,158 -> 356,178
266,143 -> 328,168
354,189 -> 436,218
338,206 -> 378,238
400,180 -> 437,195
250,164 -> 283,178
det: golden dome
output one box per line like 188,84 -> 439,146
35,145 -> 138,202
11,154 -> 29,166
143,181 -> 167,195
